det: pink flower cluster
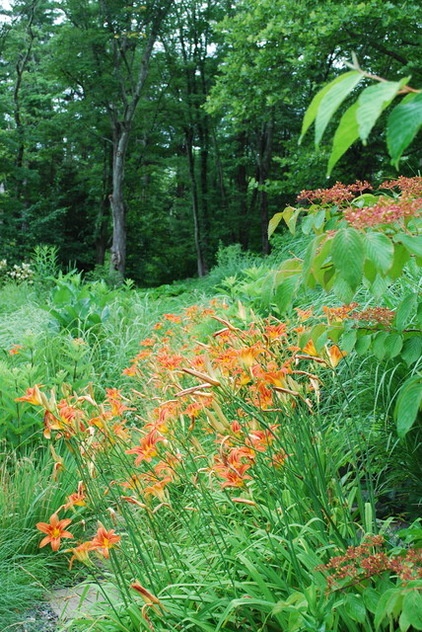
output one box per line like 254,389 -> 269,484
318,535 -> 422,590
343,196 -> 421,229
297,181 -> 371,206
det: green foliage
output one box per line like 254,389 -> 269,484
46,271 -> 113,336
300,60 -> 422,174
0,448 -> 79,628
270,177 -> 422,435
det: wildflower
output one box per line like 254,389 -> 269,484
67,541 -> 93,568
15,384 -> 46,406
380,175 -> 422,197
350,306 -> 395,327
140,337 -> 156,347
322,303 -> 359,323
43,410 -> 63,440
126,430 -> 165,465
122,364 -> 139,377
343,196 -> 421,229
131,582 -> 162,605
163,313 -> 182,323
36,513 -> 74,551
297,181 -> 371,205
89,524 -> 121,558
64,481 -> 86,509
326,345 -> 347,368
9,344 -> 23,355
263,322 -> 287,340
105,388 -> 131,417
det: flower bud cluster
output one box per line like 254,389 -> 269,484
318,535 -> 422,590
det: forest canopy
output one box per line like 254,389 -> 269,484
1,0 -> 421,285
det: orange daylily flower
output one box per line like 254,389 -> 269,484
89,524 -> 121,558
105,388 -> 132,417
131,582 -> 162,606
64,481 -> 86,509
43,410 -> 64,440
326,344 -> 347,368
9,344 -> 23,355
126,431 -> 165,465
16,384 -> 46,406
302,340 -> 318,356
36,513 -> 74,551
67,541 -> 93,569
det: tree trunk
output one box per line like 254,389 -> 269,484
109,125 -> 130,278
257,116 -> 274,255
185,129 -> 207,277
105,1 -> 172,278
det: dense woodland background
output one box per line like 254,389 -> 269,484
1,0 -> 421,285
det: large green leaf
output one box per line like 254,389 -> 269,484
401,336 -> 422,367
394,234 -> 422,258
357,79 -> 409,143
273,275 -> 301,312
331,228 -> 365,290
383,333 -> 403,359
327,102 -> 359,176
315,71 -> 363,146
268,212 -> 284,239
395,375 -> 422,438
402,589 -> 422,629
387,92 -> 422,167
395,293 -> 417,330
299,71 -> 361,143
364,231 -> 394,274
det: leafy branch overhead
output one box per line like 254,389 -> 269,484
300,57 -> 422,175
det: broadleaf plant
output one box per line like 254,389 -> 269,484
299,58 -> 421,175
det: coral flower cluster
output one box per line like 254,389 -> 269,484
319,535 -> 422,590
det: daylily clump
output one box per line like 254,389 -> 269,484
21,300 -> 350,575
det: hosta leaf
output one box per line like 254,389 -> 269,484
315,71 -> 363,146
357,79 -> 409,143
331,228 -> 365,290
327,102 -> 359,176
387,92 -> 422,168
395,375 -> 422,438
